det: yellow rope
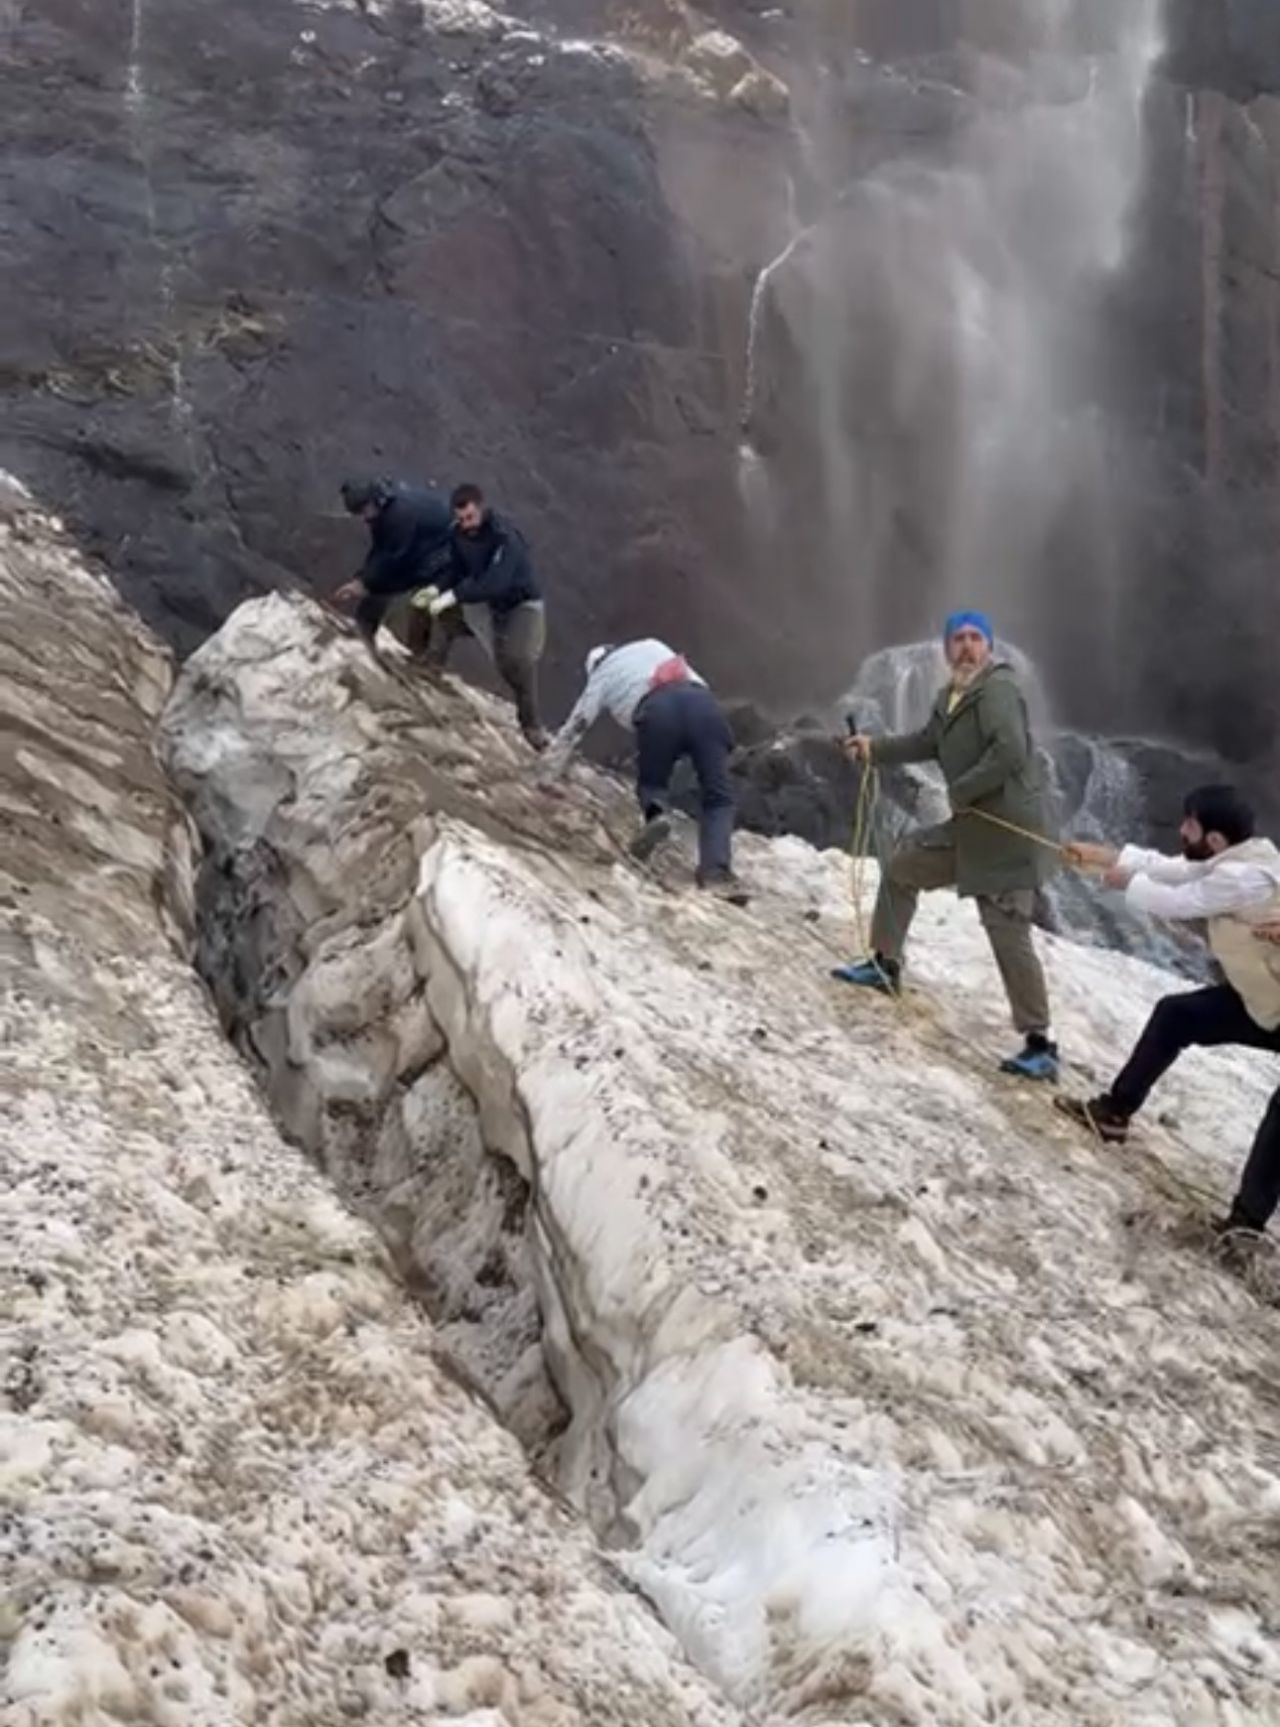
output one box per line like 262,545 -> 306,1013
848,764 -> 878,961
848,769 -> 1075,964
962,804 -> 1073,857
847,767 -> 913,1005
844,768 -> 1220,1222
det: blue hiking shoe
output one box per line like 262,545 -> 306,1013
1000,1036 -> 1060,1082
831,956 -> 901,996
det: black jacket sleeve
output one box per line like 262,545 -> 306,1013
361,499 -> 419,595
449,522 -> 533,607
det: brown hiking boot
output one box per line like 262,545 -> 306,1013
1054,1094 -> 1130,1144
1212,1208 -> 1266,1273
697,868 -> 751,908
629,813 -> 672,862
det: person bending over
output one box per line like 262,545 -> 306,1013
541,639 -> 739,895
335,477 -> 452,642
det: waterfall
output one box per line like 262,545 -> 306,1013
124,0 -> 197,460
740,230 -> 805,450
126,0 -> 145,111
740,1 -> 1166,706
845,638 -> 1052,738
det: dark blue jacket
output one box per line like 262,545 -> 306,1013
446,511 -> 541,616
361,485 -> 453,595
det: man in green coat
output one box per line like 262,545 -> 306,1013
834,610 -> 1060,1080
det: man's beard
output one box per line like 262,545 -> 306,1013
1181,837 -> 1214,862
950,660 -> 983,689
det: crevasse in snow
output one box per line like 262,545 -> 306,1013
4,502 -> 1279,1723
157,591 -> 1280,1723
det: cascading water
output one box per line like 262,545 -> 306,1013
124,0 -> 198,462
740,177 -> 802,453
741,1 -> 1166,717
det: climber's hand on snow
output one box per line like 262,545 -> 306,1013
1064,841 -> 1119,873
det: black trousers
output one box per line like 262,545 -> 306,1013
354,545 -> 453,641
354,587 -> 398,640
1109,985 -> 1280,1115
1108,983 -> 1280,1230
634,682 -> 734,877
1237,1089 -> 1280,1229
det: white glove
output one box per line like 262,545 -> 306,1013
408,585 -> 440,612
428,589 -> 459,617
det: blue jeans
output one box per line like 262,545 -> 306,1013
634,683 -> 734,876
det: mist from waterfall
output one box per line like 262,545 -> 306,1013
745,0 -> 1165,721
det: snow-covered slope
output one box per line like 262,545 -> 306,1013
159,594 -> 1280,1725
0,507 -> 737,1727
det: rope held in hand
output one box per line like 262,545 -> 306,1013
845,767 -> 1222,1222
962,804 -> 1073,857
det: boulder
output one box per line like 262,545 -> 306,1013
683,28 -> 757,96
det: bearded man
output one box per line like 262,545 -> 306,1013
1059,785 -> 1280,1238
835,609 -> 1060,1081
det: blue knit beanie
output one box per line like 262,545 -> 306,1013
943,609 -> 994,646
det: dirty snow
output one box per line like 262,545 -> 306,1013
0,515 -> 739,1727
159,593 -> 1280,1725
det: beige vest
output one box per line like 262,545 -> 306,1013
1206,838 -> 1280,1030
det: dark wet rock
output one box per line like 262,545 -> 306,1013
0,0 -> 793,708
1,0 -> 1278,780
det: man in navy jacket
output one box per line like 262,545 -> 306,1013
335,477 -> 453,641
414,483 -> 547,749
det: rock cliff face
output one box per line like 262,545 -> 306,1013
159,590 -> 1280,1721
2,1 -> 1276,758
0,0 -> 791,694
1115,0 -> 1280,762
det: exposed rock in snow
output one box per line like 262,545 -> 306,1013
161,593 -> 1280,1723
0,493 -> 193,957
681,29 -> 789,115
683,28 -> 754,92
1,517 -> 738,1725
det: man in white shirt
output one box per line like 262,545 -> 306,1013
1058,784 -> 1280,1237
541,640 -> 738,891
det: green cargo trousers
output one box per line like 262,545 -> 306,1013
408,599 -> 546,743
870,825 -> 1051,1036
